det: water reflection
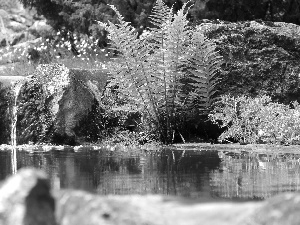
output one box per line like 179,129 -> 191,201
1,147 -> 300,201
210,151 -> 300,200
11,147 -> 17,174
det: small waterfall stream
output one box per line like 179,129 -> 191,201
11,82 -> 23,174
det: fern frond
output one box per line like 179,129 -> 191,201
185,30 -> 223,114
149,0 -> 171,28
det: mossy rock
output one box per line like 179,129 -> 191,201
199,20 -> 300,104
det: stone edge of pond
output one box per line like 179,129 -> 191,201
171,143 -> 300,154
1,143 -> 300,154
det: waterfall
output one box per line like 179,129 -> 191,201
11,82 -> 23,146
11,82 -> 23,174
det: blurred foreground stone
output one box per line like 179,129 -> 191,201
0,168 -> 55,225
1,168 -> 300,225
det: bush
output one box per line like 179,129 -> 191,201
209,94 -> 300,145
0,82 -> 11,144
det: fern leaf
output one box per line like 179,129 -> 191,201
185,30 -> 223,113
149,0 -> 171,29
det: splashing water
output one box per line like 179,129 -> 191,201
11,82 -> 23,174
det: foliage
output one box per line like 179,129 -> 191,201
17,80 -> 53,144
0,32 -> 109,77
16,0 -> 300,43
202,0 -> 300,25
75,88 -> 157,145
18,0 -> 153,37
209,94 -> 300,145
18,0 -> 191,37
0,83 -> 11,144
100,0 -> 222,143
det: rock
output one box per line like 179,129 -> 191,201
10,32 -> 25,45
0,35 -> 8,47
28,20 -> 53,37
54,190 -> 259,225
245,193 -> 300,225
7,21 -> 27,32
0,2 -> 47,48
11,14 -> 27,24
198,20 -> 300,104
0,9 -> 10,22
0,168 -> 56,225
16,63 -> 108,145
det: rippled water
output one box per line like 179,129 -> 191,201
1,145 -> 300,202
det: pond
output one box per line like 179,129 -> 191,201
1,144 -> 300,202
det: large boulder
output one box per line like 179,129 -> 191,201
54,190 -> 259,225
16,63 -> 108,145
198,20 -> 300,104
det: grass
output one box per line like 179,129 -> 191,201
0,31 -> 111,77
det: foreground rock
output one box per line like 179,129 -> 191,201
0,169 -> 55,225
2,168 -> 300,225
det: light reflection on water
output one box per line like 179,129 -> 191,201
1,146 -> 300,202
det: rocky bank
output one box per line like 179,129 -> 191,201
1,168 -> 300,225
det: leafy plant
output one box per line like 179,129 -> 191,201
209,94 -> 300,145
99,0 -> 222,143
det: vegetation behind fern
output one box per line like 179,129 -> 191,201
209,95 -> 300,145
100,0 -> 223,143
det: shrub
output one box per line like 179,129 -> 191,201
0,82 -> 11,144
100,0 -> 223,143
209,94 -> 300,145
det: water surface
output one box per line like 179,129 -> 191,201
1,145 -> 300,202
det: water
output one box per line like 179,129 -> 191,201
1,145 -> 300,202
11,82 -> 23,147
10,82 -> 23,174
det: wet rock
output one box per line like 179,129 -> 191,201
198,20 -> 300,104
16,63 -> 108,145
0,168 -> 56,225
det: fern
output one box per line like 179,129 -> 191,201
185,29 -> 223,116
99,0 -> 223,143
